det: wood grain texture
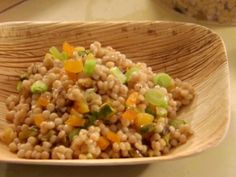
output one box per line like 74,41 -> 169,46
0,21 -> 230,165
0,0 -> 26,14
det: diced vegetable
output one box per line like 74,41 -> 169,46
68,128 -> 81,141
65,114 -> 86,127
66,71 -> 78,81
84,113 -> 97,127
63,42 -> 75,57
125,67 -> 139,81
84,59 -> 96,76
16,81 -> 22,92
98,103 -> 115,119
73,100 -> 90,114
153,73 -> 174,88
37,95 -> 50,107
97,136 -> 110,150
110,67 -> 126,84
169,119 -> 186,128
145,105 -> 156,116
163,133 -> 171,146
18,127 -> 38,140
49,46 -> 68,61
75,47 -> 85,52
130,149 -> 143,157
156,107 -> 167,117
0,127 -> 15,145
30,81 -> 48,94
139,124 -> 155,134
122,109 -> 137,122
85,53 -> 94,60
144,88 -> 168,108
106,131 -> 120,143
135,112 -> 154,128
64,59 -> 84,73
33,114 -> 44,127
126,92 -> 139,107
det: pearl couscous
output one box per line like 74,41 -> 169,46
0,41 -> 194,159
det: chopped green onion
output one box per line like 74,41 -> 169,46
153,73 -> 174,88
169,119 -> 186,128
78,50 -> 90,57
125,67 -> 139,81
68,128 -> 81,141
84,59 -> 96,76
98,103 -> 115,119
156,107 -> 167,117
163,133 -> 171,146
30,81 -> 48,94
139,124 -> 155,134
144,88 -> 168,108
110,67 -> 126,84
16,81 -> 22,92
145,105 -> 156,116
49,46 -> 68,61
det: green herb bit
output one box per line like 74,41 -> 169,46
139,124 -> 155,134
98,103 -> 115,119
84,59 -> 96,76
125,67 -> 139,81
169,119 -> 186,128
30,80 -> 48,94
16,81 -> 22,92
68,128 -> 81,142
49,46 -> 68,61
156,107 -> 168,117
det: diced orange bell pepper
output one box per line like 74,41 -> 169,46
97,136 -> 110,150
37,95 -> 50,107
106,131 -> 120,143
73,100 -> 89,114
126,92 -> 139,107
135,112 -> 154,128
121,109 -> 137,122
63,42 -> 74,57
64,59 -> 83,73
33,114 -> 44,127
66,71 -> 78,81
65,114 -> 85,127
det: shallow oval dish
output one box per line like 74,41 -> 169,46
0,21 -> 230,166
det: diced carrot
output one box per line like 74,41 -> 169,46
106,131 -> 120,143
126,92 -> 139,107
135,112 -> 154,128
122,109 -> 137,122
65,114 -> 85,127
73,100 -> 89,114
97,136 -> 110,150
66,71 -> 78,81
37,95 -> 50,107
33,114 -> 44,127
63,41 -> 74,57
64,59 -> 83,73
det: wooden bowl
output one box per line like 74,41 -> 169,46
0,21 -> 230,165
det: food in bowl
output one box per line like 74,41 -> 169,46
0,41 -> 194,159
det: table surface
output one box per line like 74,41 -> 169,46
0,0 -> 235,177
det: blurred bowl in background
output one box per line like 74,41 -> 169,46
160,0 -> 236,25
